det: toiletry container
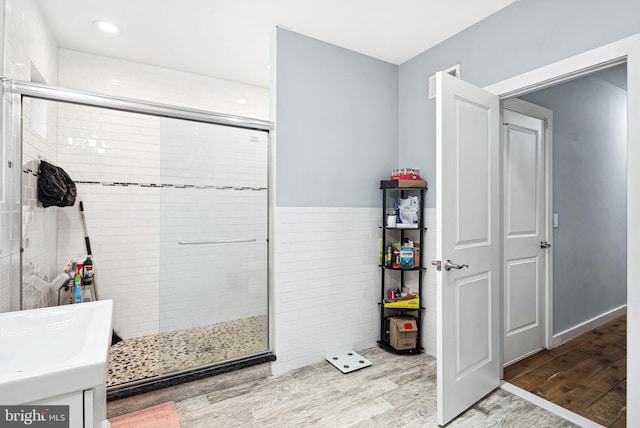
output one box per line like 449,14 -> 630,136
73,273 -> 82,304
385,242 -> 394,267
82,255 -> 94,286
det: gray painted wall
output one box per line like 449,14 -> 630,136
399,0 -> 640,208
274,28 -> 399,207
521,70 -> 627,334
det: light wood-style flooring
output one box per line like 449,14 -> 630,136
504,314 -> 626,427
175,347 -> 576,427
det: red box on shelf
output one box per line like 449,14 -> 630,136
390,168 -> 421,180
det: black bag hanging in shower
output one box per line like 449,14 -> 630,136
37,160 -> 77,208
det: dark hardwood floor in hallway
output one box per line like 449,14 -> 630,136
504,314 -> 626,427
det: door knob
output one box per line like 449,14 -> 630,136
540,241 -> 551,249
444,259 -> 469,271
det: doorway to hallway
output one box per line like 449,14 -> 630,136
501,63 -> 627,427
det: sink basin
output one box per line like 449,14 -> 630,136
0,300 -> 113,404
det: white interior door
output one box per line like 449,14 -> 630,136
436,72 -> 500,426
502,99 -> 551,365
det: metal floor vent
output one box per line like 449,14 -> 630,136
325,351 -> 372,374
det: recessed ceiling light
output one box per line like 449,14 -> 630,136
94,20 -> 121,34
236,98 -> 247,105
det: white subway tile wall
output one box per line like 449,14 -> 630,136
53,51 -> 268,338
159,120 -> 268,188
2,0 -> 60,312
55,183 -> 161,338
53,100 -> 268,339
272,207 -> 379,374
159,188 -> 268,333
21,98 -> 60,309
0,90 -> 21,313
4,0 -> 59,85
158,119 -> 268,334
271,207 -> 436,374
56,103 -> 162,184
423,208 -> 437,357
58,49 -> 269,121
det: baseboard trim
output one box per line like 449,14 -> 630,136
501,382 -> 604,428
551,304 -> 627,348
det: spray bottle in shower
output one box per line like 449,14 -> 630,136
73,261 -> 83,304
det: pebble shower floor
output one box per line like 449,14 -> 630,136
107,315 -> 268,387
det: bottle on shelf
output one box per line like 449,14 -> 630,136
400,239 -> 415,269
392,244 -> 400,268
385,242 -> 394,267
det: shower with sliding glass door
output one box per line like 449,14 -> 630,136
12,80 -> 273,398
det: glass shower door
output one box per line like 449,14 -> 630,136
158,117 -> 269,375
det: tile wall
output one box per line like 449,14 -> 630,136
423,208 -> 437,356
270,206 -> 437,375
51,54 -> 270,338
58,49 -> 269,120
272,207 -> 380,374
0,88 -> 20,313
52,100 -> 268,338
21,98 -> 59,309
52,101 -> 162,337
157,122 -> 268,333
1,0 -> 59,312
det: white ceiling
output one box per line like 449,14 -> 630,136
34,0 -> 517,88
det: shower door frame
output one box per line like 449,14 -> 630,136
6,79 -> 275,399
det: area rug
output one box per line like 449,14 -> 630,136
109,401 -> 181,428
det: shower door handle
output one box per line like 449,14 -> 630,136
178,238 -> 257,245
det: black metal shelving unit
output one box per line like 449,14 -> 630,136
378,186 -> 427,354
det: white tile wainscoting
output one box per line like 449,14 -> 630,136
271,206 -> 437,375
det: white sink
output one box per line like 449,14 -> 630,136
0,300 -> 113,404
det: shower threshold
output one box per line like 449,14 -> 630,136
107,352 -> 276,401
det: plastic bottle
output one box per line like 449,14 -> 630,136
82,255 -> 94,286
73,272 -> 82,304
385,242 -> 394,267
392,244 -> 400,268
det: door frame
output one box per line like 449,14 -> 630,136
484,33 -> 639,425
501,98 -> 554,362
